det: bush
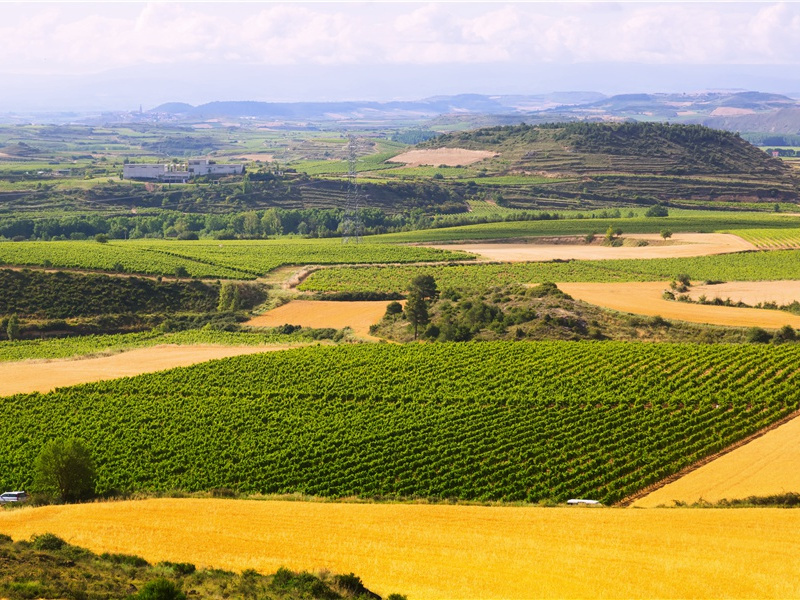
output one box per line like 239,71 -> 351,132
101,552 -> 150,567
136,578 -> 186,600
747,327 -> 772,344
385,301 -> 403,316
32,533 -> 66,551
33,439 -> 96,502
645,205 -> 669,217
94,234 -> 109,243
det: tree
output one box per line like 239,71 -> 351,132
660,230 -> 673,240
6,314 -> 19,341
645,205 -> 669,217
94,233 -> 109,243
33,438 -> 96,502
217,281 -> 241,311
410,274 -> 438,300
404,290 -> 429,340
174,266 -> 189,279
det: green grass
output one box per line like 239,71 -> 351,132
0,341 -> 797,504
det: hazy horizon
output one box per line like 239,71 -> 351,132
3,2 -> 800,112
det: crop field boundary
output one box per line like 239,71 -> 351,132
617,407 -> 800,507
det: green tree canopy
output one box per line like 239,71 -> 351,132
33,439 -> 96,502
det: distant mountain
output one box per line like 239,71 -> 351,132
149,92 -> 607,121
702,107 -> 800,134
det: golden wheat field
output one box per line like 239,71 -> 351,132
245,300 -> 393,339
634,415 -> 800,508
387,147 -> 497,167
1,499 -> 800,599
558,281 -> 800,329
0,345 -> 285,397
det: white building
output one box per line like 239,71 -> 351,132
123,159 -> 243,181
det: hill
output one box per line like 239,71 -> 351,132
421,122 -> 799,207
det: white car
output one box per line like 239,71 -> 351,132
0,491 -> 28,504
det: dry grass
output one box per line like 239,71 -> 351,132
234,153 -> 275,162
245,300 -> 393,339
426,233 -> 755,262
387,148 -> 497,167
558,281 -> 800,329
687,280 -> 800,306
0,345 -> 284,397
1,499 -> 800,599
634,415 -> 800,507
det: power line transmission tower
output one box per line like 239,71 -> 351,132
341,134 -> 362,243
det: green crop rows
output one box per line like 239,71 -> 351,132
727,228 -> 800,249
0,239 -> 473,279
300,250 -> 800,293
0,329 -> 313,363
0,342 -> 797,504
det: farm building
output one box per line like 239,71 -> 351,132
123,159 -> 243,181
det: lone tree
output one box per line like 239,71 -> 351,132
6,314 -> 20,341
34,439 -> 96,502
660,230 -> 673,240
410,274 -> 438,300
404,289 -> 429,340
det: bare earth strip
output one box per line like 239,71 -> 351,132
387,147 -> 497,167
0,345 -> 283,397
427,233 -> 755,262
234,153 -> 274,162
246,300 -> 392,339
558,281 -> 800,329
687,280 -> 800,305
1,499 -> 800,599
634,414 -> 800,507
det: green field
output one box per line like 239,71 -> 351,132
372,210 -> 800,243
0,342 -> 796,504
299,249 -> 800,293
727,227 -> 800,249
0,239 -> 474,279
0,328 -> 321,363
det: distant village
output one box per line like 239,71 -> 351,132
122,158 -> 243,183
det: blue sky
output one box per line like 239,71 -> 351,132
2,2 -> 800,110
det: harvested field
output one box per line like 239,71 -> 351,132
0,345 -> 283,397
558,281 -> 800,329
1,499 -> 800,599
426,233 -> 755,262
634,414 -> 800,507
387,147 -> 497,167
246,300 -> 393,339
234,153 -> 274,162
687,280 -> 800,306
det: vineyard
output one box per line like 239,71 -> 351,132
727,227 -> 800,249
1,342 -> 798,504
374,210 -> 800,243
300,249 -> 800,293
0,239 -> 473,279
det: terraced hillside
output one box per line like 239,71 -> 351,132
417,122 -> 799,207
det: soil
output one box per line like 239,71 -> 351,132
687,280 -> 800,306
387,148 -> 497,167
425,233 -> 756,262
245,300 -> 393,339
0,345 -> 285,397
558,281 -> 800,329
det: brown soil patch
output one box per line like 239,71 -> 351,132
558,281 -> 800,329
427,233 -> 755,262
387,147 -> 497,167
246,300 -> 393,339
0,345 -> 284,397
687,280 -> 800,306
235,153 -> 274,162
633,412 -> 800,507
710,107 -> 756,117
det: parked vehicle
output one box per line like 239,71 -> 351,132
0,491 -> 28,504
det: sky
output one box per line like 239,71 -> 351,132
2,1 -> 800,111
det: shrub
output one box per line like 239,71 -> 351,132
94,234 -> 109,244
747,327 -> 772,344
135,578 -> 186,600
645,205 -> 669,217
385,301 -> 403,316
32,533 -> 66,551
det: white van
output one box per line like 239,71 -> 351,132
0,491 -> 29,504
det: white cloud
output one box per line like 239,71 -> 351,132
2,2 -> 800,75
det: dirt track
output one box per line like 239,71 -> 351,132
427,233 -> 756,262
0,345 -> 284,397
246,300 -> 393,339
558,281 -> 800,329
